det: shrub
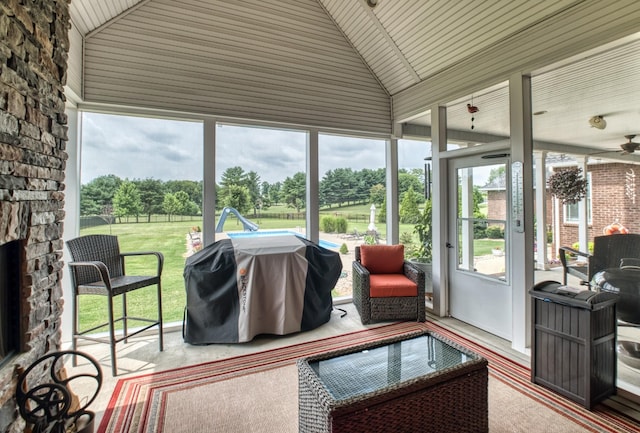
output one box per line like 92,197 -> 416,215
474,221 -> 487,239
321,216 -> 347,233
412,199 -> 432,262
485,225 -> 504,239
399,231 -> 413,245
400,231 -> 417,259
571,241 -> 594,255
335,217 -> 348,233
320,216 -> 336,233
339,243 -> 349,254
364,234 -> 377,245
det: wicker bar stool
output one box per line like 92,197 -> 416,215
66,234 -> 164,376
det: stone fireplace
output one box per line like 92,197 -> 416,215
0,240 -> 20,367
0,1 -> 70,431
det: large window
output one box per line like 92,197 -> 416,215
79,112 -> 203,326
398,138 -> 432,256
318,133 -> 386,299
215,124 -> 306,234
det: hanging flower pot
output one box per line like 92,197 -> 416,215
547,167 -> 588,204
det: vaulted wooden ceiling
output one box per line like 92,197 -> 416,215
68,0 -> 640,159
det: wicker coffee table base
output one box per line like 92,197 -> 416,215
297,331 -> 488,433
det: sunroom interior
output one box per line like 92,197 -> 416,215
2,0 -> 640,428
64,0 -> 640,398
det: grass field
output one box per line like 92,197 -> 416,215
75,204 -> 393,332
75,205 -> 502,333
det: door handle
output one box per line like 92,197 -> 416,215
446,242 -> 454,249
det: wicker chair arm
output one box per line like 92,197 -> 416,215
559,245 -> 590,261
352,261 -> 370,278
68,261 -> 112,288
120,251 -> 164,275
352,262 -> 370,300
558,246 -> 591,269
403,261 -> 426,298
403,261 -> 421,283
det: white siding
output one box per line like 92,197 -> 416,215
321,0 -> 418,95
66,23 -> 83,98
70,0 -> 145,35
392,0 -> 640,121
320,0 -> 577,97
82,0 -> 391,134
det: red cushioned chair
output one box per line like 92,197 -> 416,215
352,244 -> 426,324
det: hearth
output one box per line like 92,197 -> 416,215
0,240 -> 20,368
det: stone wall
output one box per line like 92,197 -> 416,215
0,1 -> 70,431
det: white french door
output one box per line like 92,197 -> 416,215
447,154 -> 512,340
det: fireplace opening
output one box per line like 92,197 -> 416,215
0,240 -> 20,368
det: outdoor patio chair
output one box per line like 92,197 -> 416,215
352,244 -> 425,324
66,234 -> 164,376
558,233 -> 640,287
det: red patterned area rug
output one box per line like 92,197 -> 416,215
98,321 -> 640,433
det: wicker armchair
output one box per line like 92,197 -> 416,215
352,245 -> 425,324
66,234 -> 164,376
559,233 -> 640,286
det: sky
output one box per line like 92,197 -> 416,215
80,112 -> 432,185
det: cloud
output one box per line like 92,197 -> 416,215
80,114 -> 431,185
81,113 -> 203,183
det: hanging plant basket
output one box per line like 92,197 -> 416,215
547,167 -> 588,204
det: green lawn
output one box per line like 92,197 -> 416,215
474,239 -> 505,256
75,206 -> 398,332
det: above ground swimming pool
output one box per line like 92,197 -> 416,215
226,230 -> 339,250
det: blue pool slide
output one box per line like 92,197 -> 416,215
215,207 -> 259,233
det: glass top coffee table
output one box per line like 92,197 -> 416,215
297,330 -> 488,433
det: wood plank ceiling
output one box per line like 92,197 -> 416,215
68,0 -> 640,157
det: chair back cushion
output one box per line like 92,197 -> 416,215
360,244 -> 405,274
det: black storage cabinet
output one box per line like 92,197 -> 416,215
529,281 -> 618,409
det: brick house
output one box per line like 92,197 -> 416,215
558,162 -> 640,245
485,161 -> 640,259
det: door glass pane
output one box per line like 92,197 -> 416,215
456,164 -> 508,281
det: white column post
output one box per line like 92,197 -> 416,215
535,152 -> 549,270
578,157 -> 589,253
509,73 -> 534,353
386,137 -> 399,245
431,105 -> 447,317
61,104 -> 80,345
307,129 -> 320,244
203,118 -> 216,246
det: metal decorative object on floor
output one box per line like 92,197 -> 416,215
15,350 -> 102,433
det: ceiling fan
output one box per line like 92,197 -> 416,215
588,135 -> 640,158
619,135 -> 640,154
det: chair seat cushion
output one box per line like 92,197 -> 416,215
369,274 -> 418,297
360,244 -> 405,274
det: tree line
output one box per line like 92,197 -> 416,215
80,166 -> 430,222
